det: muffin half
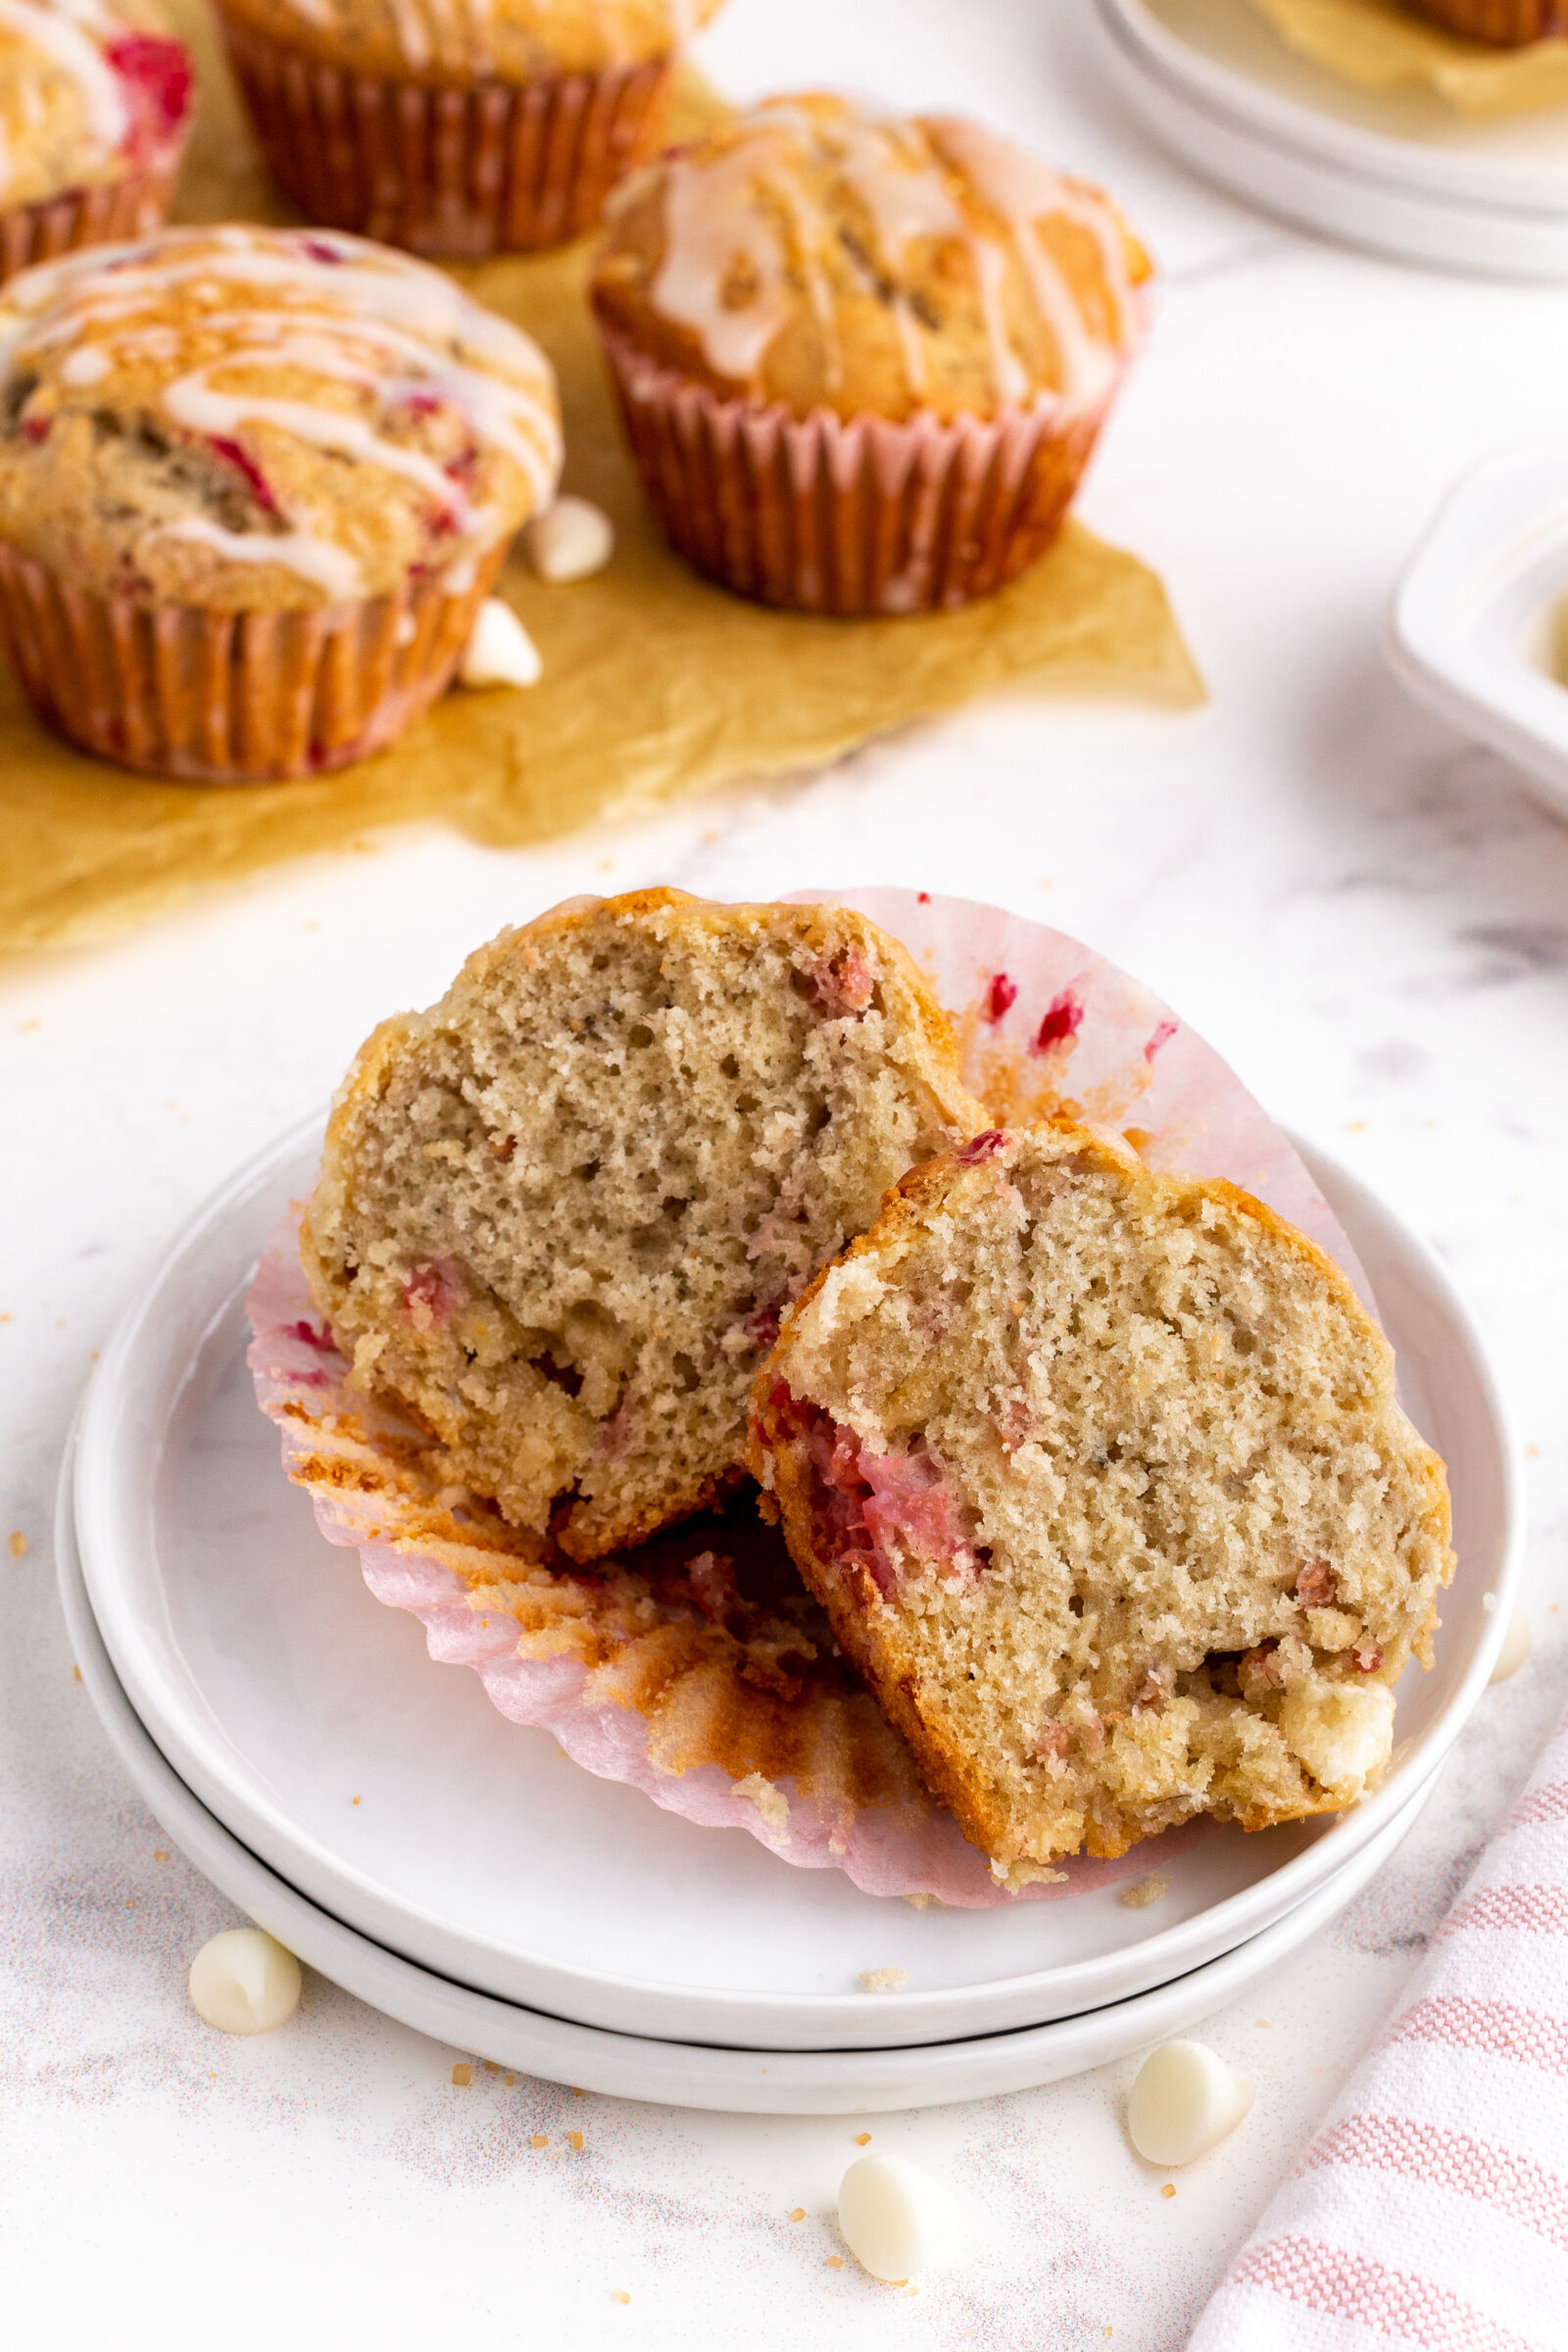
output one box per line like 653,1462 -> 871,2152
301,889 -> 987,1561
0,222 -> 561,778
590,92 -> 1152,614
750,1122 -> 1454,1880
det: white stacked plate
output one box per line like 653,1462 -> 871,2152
1091,0 -> 1568,281
60,1119 -> 1519,2113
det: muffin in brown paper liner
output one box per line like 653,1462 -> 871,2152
598,328 -> 1106,618
216,7 -> 675,255
1405,0 -> 1567,40
0,539 -> 505,782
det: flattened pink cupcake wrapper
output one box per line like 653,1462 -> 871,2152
599,327 -> 1124,615
0,539 -> 505,782
247,892 -> 1375,1904
0,142 -> 186,287
218,8 -> 674,257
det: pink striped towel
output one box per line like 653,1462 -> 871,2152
1191,1714 -> 1568,2352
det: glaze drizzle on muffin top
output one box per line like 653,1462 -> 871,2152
0,223 -> 561,609
0,0 -> 190,208
216,0 -> 723,84
591,93 -> 1152,425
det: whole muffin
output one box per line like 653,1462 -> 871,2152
0,0 -> 192,284
214,0 -> 727,257
590,93 -> 1152,616
0,222 -> 562,779
1402,0 -> 1566,39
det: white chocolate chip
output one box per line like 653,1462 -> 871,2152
188,1928 -> 303,2034
523,495 -> 614,583
837,2154 -> 951,2280
858,1965 -> 908,1993
1278,1679 -> 1394,1797
1491,1604 -> 1531,1683
459,599 -> 541,689
1127,2040 -> 1252,2167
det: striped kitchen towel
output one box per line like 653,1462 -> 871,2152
1190,1713 -> 1568,2352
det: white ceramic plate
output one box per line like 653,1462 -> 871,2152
57,1475 -> 1436,2112
1092,0 -> 1568,281
69,1113 -> 1517,2052
1388,441 -> 1568,817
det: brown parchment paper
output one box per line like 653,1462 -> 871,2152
0,0 -> 1202,959
1239,0 -> 1568,115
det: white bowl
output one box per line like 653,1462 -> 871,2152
1091,0 -> 1568,281
56,1471 -> 1437,2112
1388,441 -> 1568,817
67,1114 -> 1518,2054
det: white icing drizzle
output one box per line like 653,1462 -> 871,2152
647,99 -> 1136,417
0,0 -> 130,199
923,116 -> 1129,415
157,513 -> 365,598
0,225 -> 562,602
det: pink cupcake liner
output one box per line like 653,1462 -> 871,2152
0,146 -> 186,287
597,327 -> 1121,614
247,891 -> 1377,1904
217,8 -> 675,256
0,538 -> 505,782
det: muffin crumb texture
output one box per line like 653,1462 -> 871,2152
751,1121 -> 1453,1874
302,890 -> 985,1561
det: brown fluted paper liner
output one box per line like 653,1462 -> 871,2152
0,149 -> 187,287
217,9 -> 674,256
0,0 -> 1202,956
0,543 -> 502,780
600,331 -> 1107,615
1238,0 -> 1568,114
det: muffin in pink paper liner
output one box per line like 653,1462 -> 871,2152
0,223 -> 561,779
590,95 -> 1151,614
247,888 -> 1377,1906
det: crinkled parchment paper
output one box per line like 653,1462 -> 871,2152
0,1 -> 1201,958
1239,0 -> 1568,115
247,890 -> 1369,1905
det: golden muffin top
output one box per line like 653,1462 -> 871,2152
0,223 -> 562,610
591,92 -> 1153,426
213,0 -> 724,85
0,0 -> 190,209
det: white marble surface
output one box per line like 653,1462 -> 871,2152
4,0 -> 1568,2342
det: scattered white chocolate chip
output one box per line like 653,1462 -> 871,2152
523,494 -> 614,583
1278,1679 -> 1395,1797
459,599 -> 541,689
1491,1603 -> 1531,1684
837,2154 -> 951,2280
188,1928 -> 302,2034
1120,1872 -> 1169,1909
1127,2040 -> 1252,2167
858,1965 -> 908,1993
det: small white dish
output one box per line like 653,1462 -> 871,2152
1388,441 -> 1568,814
68,1114 -> 1518,2054
56,1476 -> 1436,2112
1092,0 -> 1568,281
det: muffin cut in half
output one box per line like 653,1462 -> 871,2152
750,1121 -> 1454,1883
303,890 -> 986,1561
